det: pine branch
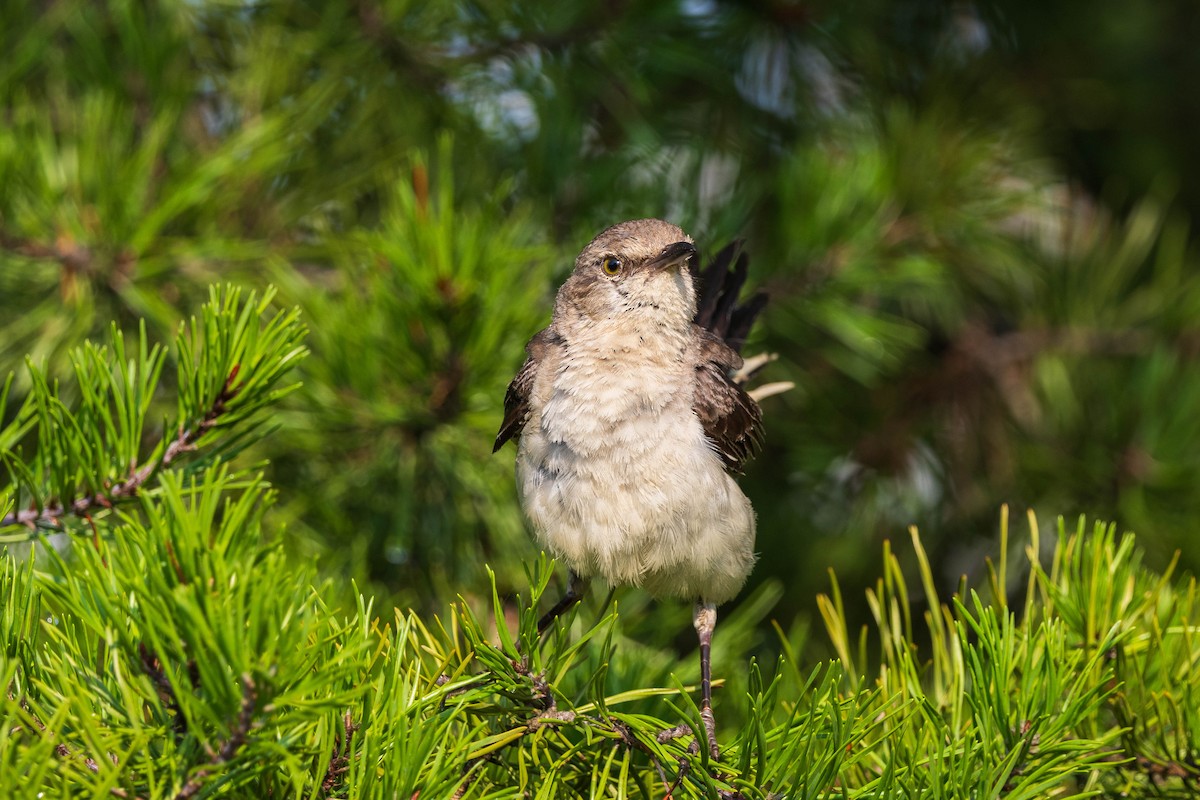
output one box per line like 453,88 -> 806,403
137,644 -> 190,736
0,228 -> 98,275
0,285 -> 306,545
174,674 -> 258,800
0,366 -> 240,530
108,789 -> 145,800
6,502 -> 1200,796
14,698 -> 111,781
319,712 -> 358,795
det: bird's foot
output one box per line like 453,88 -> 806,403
701,707 -> 720,761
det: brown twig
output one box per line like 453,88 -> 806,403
449,760 -> 485,800
320,712 -> 359,795
173,673 -> 258,800
138,644 -> 189,736
450,693 -> 706,798
15,697 -> 128,788
444,649 -> 734,798
1102,751 -> 1200,784
0,366 -> 241,530
0,229 -> 96,275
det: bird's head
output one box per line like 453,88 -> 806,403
555,219 -> 698,328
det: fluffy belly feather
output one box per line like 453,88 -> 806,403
516,399 -> 756,604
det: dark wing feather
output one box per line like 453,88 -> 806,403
692,241 -> 769,471
725,291 -> 768,352
693,240 -> 766,353
693,329 -> 764,472
694,240 -> 740,331
493,329 -> 554,453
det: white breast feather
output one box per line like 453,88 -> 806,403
516,330 -> 756,604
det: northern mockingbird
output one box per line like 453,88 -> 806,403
494,218 -> 779,759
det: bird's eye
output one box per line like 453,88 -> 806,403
601,256 -> 623,276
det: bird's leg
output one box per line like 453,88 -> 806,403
694,601 -> 720,760
537,570 -> 588,635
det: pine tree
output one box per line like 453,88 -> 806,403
5,1 -> 1200,619
2,291 -> 1198,798
4,2 -> 1200,795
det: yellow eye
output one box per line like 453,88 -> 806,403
601,256 -> 622,276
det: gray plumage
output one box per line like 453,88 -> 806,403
494,218 -> 771,759
494,218 -> 765,604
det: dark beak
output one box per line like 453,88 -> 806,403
647,241 -> 697,272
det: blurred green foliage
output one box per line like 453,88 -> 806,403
3,0 -> 1200,632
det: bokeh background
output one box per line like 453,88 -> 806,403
3,0 -> 1199,656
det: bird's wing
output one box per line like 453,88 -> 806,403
693,328 -> 764,473
691,240 -> 770,472
693,240 -> 767,354
493,328 -> 554,453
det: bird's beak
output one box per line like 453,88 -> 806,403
647,241 -> 697,272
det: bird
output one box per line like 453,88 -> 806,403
493,218 -> 782,759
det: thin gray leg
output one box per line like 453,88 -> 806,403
694,601 -> 720,760
537,570 -> 588,634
